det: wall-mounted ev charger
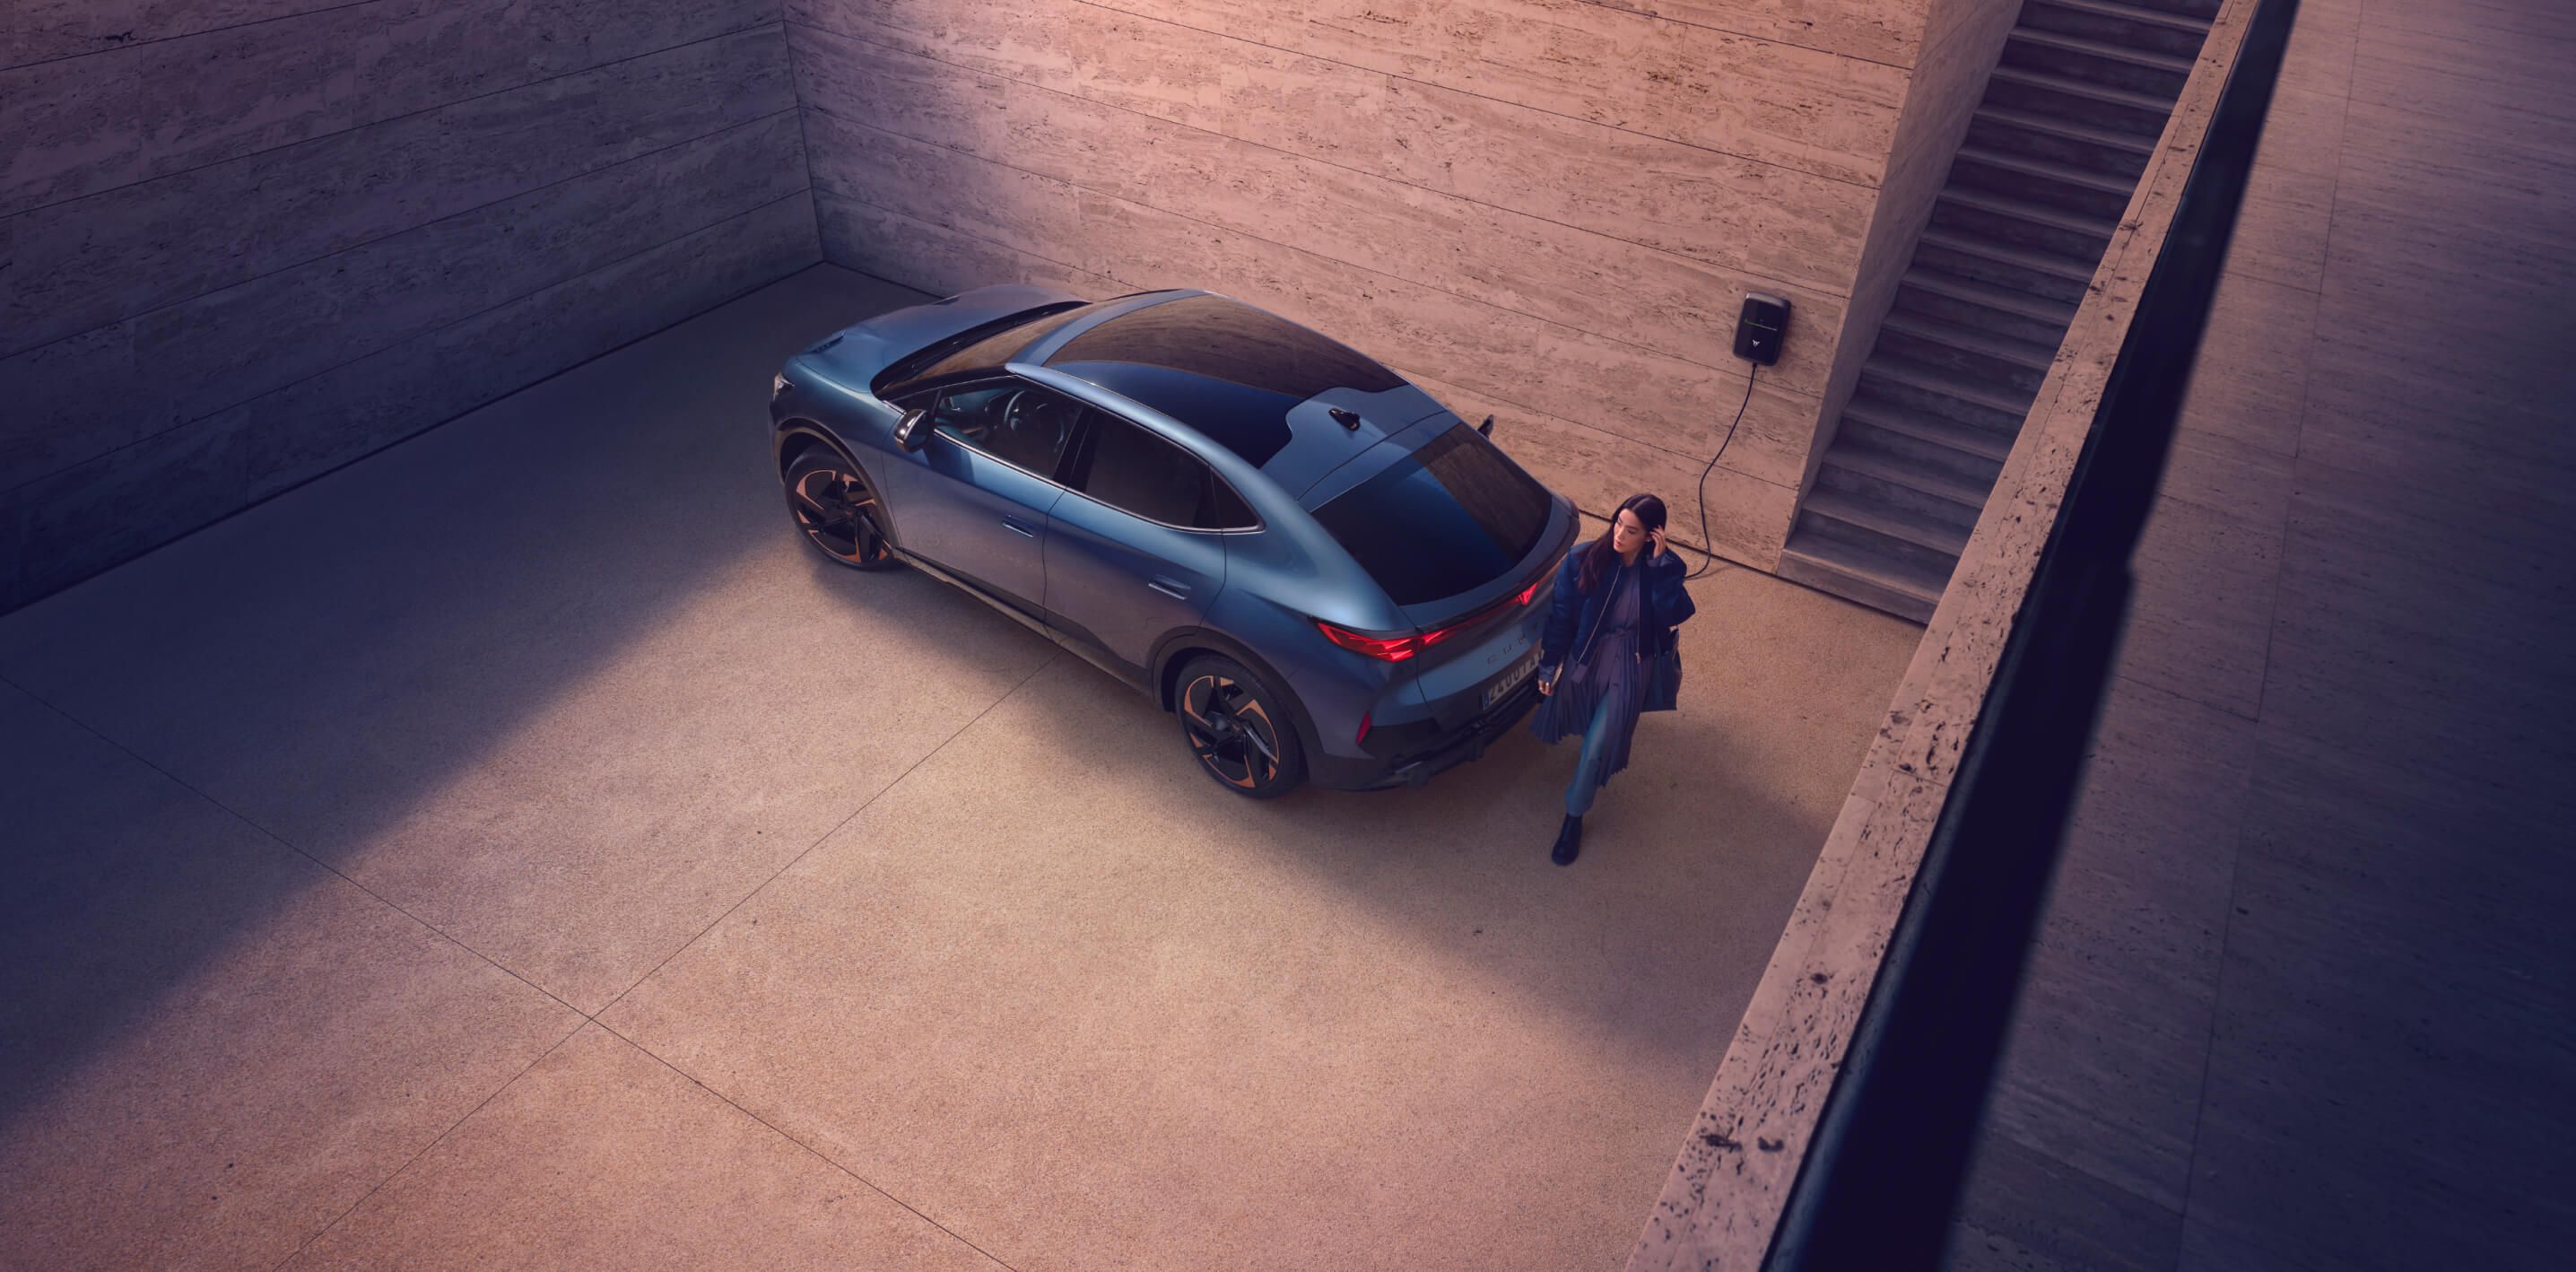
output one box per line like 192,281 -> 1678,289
1687,292 -> 1794,579
1734,292 -> 1791,367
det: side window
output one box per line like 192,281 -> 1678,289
930,382 -> 1078,478
1073,415 -> 1257,530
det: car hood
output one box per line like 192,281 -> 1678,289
805,283 -> 1084,392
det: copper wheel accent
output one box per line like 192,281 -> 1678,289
789,465 -> 891,565
1180,672 -> 1281,790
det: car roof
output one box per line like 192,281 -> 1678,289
1021,292 -> 1454,497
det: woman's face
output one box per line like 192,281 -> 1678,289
1612,508 -> 1649,555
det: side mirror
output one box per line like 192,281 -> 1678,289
892,406 -> 927,452
1478,414 -> 1494,437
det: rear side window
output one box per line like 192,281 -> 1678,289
1310,424 -> 1552,605
1070,415 -> 1258,530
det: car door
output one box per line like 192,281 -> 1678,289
901,379 -> 1079,622
1044,411 -> 1247,682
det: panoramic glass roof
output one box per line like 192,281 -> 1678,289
1046,296 -> 1405,468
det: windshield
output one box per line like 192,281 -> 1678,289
1310,424 -> 1553,606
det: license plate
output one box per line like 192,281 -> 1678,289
1484,650 -> 1542,709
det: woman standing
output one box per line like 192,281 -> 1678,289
1529,494 -> 1698,866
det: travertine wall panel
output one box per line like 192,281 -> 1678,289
0,0 -> 779,215
792,0 -> 1940,568
1,7 -> 816,609
1578,2 -> 1919,63
793,29 -> 1851,392
1797,0 -> 2024,491
4,26 -> 796,359
4,115 -> 806,485
1092,0 -> 1910,184
4,2 -> 344,66
809,0 -> 1876,293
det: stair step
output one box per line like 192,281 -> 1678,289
1875,313 -> 2055,393
1894,267 -> 2080,347
1845,395 -> 2014,462
1835,410 -> 2009,490
2119,0 -> 2220,16
2021,0 -> 2214,58
1822,440 -> 1994,510
1913,226 -> 2096,305
1985,65 -> 2173,136
1951,144 -> 2138,219
1966,105 -> 2153,180
1858,352 -> 2039,434
1932,187 -> 2117,261
1793,498 -> 1968,582
2002,27 -> 2194,97
1813,449 -> 1985,534
1804,488 -> 1973,557
1777,536 -> 1945,623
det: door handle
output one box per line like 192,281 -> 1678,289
1148,577 -> 1190,600
1002,517 -> 1038,538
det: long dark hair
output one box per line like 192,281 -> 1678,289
1577,493 -> 1667,594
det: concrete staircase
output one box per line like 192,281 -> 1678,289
1779,0 -> 2215,622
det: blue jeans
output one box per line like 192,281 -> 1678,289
1565,688 -> 1619,817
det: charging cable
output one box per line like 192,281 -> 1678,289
1685,366 -> 1756,580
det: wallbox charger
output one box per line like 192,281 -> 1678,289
1734,292 -> 1790,367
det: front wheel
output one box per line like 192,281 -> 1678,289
783,448 -> 898,570
1174,656 -> 1308,798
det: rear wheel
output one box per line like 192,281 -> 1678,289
1174,656 -> 1308,798
783,448 -> 897,570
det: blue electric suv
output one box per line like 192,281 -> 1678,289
769,285 -> 1578,797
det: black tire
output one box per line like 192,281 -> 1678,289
1173,655 -> 1309,798
782,447 -> 898,571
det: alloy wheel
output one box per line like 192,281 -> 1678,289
1180,671 -> 1283,790
789,464 -> 892,566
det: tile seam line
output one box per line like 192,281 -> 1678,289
1980,1114 -> 2189,1226
819,187 -> 1798,492
808,3 -> 1891,190
4,97 -> 801,368
0,669 -> 587,1020
0,0 -> 387,73
591,649 -> 1068,1023
804,125 -> 1817,419
0,181 -> 814,503
1078,0 -> 1915,74
270,1019 -> 592,1270
591,1019 -> 1023,1272
784,19 -> 1864,299
2169,2 -> 2358,1260
0,17 -> 784,219
2,17 -> 783,218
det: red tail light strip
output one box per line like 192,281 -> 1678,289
1314,573 -> 1548,663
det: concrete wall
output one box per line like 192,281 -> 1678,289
1799,0 -> 2028,494
0,1 -> 822,611
786,0 -> 1954,571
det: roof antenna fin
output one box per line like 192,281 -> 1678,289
1328,406 -> 1363,431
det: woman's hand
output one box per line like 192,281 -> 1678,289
1537,666 -> 1556,696
1649,527 -> 1668,559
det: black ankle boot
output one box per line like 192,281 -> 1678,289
1551,814 -> 1583,866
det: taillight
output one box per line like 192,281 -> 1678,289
1356,713 -> 1372,745
1316,621 -> 1420,661
1317,575 -> 1545,663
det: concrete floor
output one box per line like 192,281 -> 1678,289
0,265 -> 1919,1270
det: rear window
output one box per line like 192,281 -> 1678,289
1310,425 -> 1553,606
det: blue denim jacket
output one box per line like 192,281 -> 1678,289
1536,546 -> 1696,681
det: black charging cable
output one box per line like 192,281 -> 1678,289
1684,365 -> 1757,580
